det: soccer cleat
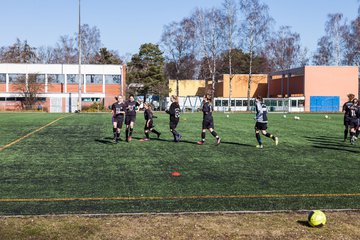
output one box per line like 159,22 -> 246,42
256,144 -> 264,149
157,132 -> 161,139
216,137 -> 221,145
350,137 -> 355,145
274,137 -> 279,146
197,141 -> 205,145
176,134 -> 182,142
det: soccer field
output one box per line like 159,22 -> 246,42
0,112 -> 359,215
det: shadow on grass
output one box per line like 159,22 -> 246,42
297,220 -> 312,228
304,136 -> 360,153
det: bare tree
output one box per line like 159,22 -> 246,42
222,0 -> 238,111
77,24 -> 102,64
326,13 -> 347,65
239,0 -> 273,110
37,46 -> 56,64
343,17 -> 360,65
0,39 -> 38,63
161,17 -> 196,96
192,7 -> 226,102
266,26 -> 307,71
53,35 -> 77,64
313,36 -> 333,65
14,74 -> 44,110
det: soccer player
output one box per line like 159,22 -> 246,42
139,102 -> 161,141
254,95 -> 279,148
347,98 -> 359,145
342,93 -> 355,142
166,95 -> 182,142
111,95 -> 125,143
124,94 -> 140,142
197,95 -> 221,145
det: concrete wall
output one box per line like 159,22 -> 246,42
304,66 -> 359,111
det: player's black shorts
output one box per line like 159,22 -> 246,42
349,119 -> 358,129
255,122 -> 268,131
202,118 -> 214,129
170,119 -> 179,130
125,115 -> 136,125
344,117 -> 351,126
144,120 -> 154,130
112,115 -> 124,128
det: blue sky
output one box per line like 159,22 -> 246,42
1,0 -> 359,58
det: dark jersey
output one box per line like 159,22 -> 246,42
166,102 -> 180,122
202,102 -> 213,120
125,101 -> 139,116
343,101 -> 353,120
144,109 -> 153,121
255,101 -> 268,123
112,102 -> 125,117
345,104 -> 359,120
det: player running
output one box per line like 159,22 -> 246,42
342,93 -> 355,142
347,98 -> 359,145
166,95 -> 182,142
254,95 -> 279,149
111,95 -> 125,143
197,95 -> 221,145
124,94 -> 140,142
139,102 -> 161,141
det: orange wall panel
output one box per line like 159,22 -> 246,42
0,83 -> 5,92
86,84 -> 103,93
304,66 -> 358,111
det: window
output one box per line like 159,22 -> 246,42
215,100 -> 221,106
278,100 -> 283,107
29,74 -> 45,83
86,74 -> 102,84
270,100 -> 277,107
291,100 -> 297,107
9,74 -> 25,83
222,100 -> 228,106
0,74 -> 5,83
250,100 -> 255,106
48,74 -> 64,84
298,100 -> 305,107
67,74 -> 84,84
236,100 -> 242,106
105,75 -> 121,84
231,100 -> 235,106
243,100 -> 248,106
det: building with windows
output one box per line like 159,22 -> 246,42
169,66 -> 359,112
0,63 -> 125,112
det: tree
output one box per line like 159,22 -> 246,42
161,17 -> 196,96
265,26 -> 308,71
313,13 -> 347,66
192,7 -> 226,102
14,74 -> 44,110
37,46 -> 56,64
0,38 -> 38,63
312,36 -> 333,65
222,0 -> 238,110
127,43 -> 166,99
164,54 -> 198,80
93,48 -> 122,64
343,17 -> 360,65
53,35 -> 77,64
77,24 -> 102,64
239,0 -> 273,110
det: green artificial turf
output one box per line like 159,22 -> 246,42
0,112 -> 359,215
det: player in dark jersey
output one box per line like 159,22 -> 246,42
347,98 -> 359,145
342,93 -> 355,142
111,95 -> 125,143
139,102 -> 161,141
197,95 -> 221,145
124,94 -> 140,142
166,95 -> 182,142
254,95 -> 278,149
